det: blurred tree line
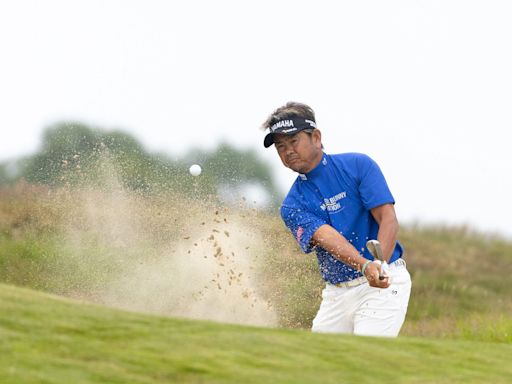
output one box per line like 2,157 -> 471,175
0,122 -> 281,207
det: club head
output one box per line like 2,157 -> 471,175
366,240 -> 387,280
366,240 -> 383,261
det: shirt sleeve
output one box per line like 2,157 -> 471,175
356,154 -> 395,210
280,203 -> 327,253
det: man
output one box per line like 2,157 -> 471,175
262,102 -> 411,337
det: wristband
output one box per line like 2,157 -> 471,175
361,260 -> 371,276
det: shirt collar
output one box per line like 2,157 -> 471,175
298,153 -> 327,181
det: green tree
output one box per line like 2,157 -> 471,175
4,122 -> 281,206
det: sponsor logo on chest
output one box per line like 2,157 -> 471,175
320,191 -> 347,212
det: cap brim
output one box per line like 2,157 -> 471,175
263,132 -> 275,148
264,128 -> 306,148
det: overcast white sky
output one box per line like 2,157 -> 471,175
1,0 -> 511,237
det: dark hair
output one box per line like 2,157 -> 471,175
261,102 -> 316,130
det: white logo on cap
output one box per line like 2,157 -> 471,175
271,120 -> 294,132
305,119 -> 317,128
281,128 -> 298,133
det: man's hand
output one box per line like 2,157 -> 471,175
363,261 -> 390,288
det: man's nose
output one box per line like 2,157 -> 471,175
284,146 -> 295,155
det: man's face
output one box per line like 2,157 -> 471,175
274,130 -> 323,174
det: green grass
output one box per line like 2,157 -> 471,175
1,283 -> 511,384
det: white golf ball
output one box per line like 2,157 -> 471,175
189,164 -> 202,176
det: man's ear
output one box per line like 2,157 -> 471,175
313,129 -> 322,149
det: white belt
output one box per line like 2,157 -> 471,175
332,276 -> 367,288
331,258 -> 406,288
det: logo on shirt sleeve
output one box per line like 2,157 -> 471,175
296,226 -> 304,243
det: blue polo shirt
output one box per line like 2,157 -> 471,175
280,152 -> 403,284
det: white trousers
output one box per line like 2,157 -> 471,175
312,260 -> 412,337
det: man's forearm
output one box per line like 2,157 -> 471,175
370,204 -> 400,262
312,223 -> 391,288
377,216 -> 399,262
311,224 -> 368,271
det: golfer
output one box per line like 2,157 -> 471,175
262,102 -> 411,337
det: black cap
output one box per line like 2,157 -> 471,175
263,117 -> 317,148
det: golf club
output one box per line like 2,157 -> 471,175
366,239 -> 388,281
